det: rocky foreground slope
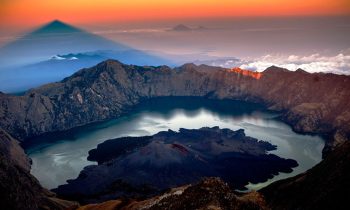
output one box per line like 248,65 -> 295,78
1,60 -> 350,155
78,177 -> 269,210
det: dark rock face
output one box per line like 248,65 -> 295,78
0,129 -> 78,210
53,127 -> 297,204
260,141 -> 350,210
77,177 -> 268,210
1,60 -> 349,156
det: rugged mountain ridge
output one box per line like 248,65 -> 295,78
1,60 -> 350,155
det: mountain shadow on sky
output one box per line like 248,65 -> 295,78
0,20 -> 172,93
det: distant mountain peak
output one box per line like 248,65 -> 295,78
172,24 -> 192,31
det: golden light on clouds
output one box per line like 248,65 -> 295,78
0,0 -> 349,26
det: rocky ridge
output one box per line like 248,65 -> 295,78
1,60 -> 349,156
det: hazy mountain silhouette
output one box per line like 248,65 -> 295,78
0,20 -> 172,93
171,24 -> 210,32
172,24 -> 192,31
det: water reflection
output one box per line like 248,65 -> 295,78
26,97 -> 324,190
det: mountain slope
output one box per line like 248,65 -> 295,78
260,141 -> 350,210
0,129 -> 78,210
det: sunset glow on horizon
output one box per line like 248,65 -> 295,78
1,0 -> 349,28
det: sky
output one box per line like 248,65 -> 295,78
1,0 -> 349,28
0,0 -> 349,84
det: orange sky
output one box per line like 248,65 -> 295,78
1,0 -> 350,27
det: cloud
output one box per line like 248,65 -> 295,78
194,58 -> 242,68
92,28 -> 166,35
240,51 -> 350,75
50,55 -> 66,60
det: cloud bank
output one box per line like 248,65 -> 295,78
240,52 -> 350,75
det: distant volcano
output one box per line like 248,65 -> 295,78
171,24 -> 209,32
172,24 -> 192,31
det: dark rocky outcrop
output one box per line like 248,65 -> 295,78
0,129 -> 78,210
87,136 -> 153,164
1,60 -> 349,156
260,140 -> 350,210
53,127 -> 297,204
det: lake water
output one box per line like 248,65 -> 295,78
25,97 -> 324,190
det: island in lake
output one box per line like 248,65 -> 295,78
53,126 -> 298,203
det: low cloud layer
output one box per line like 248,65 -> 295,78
240,52 -> 350,75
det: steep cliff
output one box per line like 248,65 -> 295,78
1,60 -> 349,156
0,129 -> 78,210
